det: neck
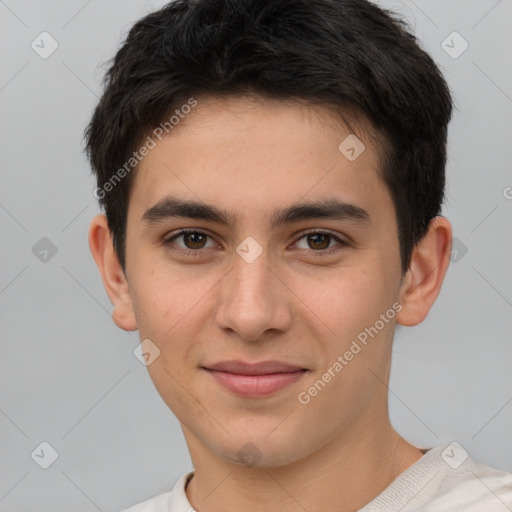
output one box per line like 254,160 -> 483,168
183,414 -> 424,512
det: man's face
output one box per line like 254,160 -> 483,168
124,96 -> 404,467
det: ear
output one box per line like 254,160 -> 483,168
88,214 -> 137,331
396,216 -> 452,326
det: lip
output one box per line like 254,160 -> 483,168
204,359 -> 307,375
202,360 -> 309,397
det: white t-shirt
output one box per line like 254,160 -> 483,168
121,441 -> 512,511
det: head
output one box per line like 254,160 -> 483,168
86,0 -> 453,468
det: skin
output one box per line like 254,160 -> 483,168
89,96 -> 452,512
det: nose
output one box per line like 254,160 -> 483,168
214,244 -> 292,342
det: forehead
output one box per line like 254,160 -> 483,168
129,95 -> 391,226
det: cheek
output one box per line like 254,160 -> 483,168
132,259 -> 192,319
132,275 -> 202,406
310,267 -> 391,335
303,259 -> 398,392
130,272 -> 183,350
130,270 -> 214,364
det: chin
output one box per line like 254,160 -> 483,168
214,433 -> 310,469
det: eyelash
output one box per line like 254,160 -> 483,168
162,228 -> 349,258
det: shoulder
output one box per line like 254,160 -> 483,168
362,442 -> 512,512
120,471 -> 194,512
120,491 -> 173,512
427,445 -> 512,511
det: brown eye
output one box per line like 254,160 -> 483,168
163,229 -> 215,253
182,232 -> 208,249
294,230 -> 348,256
306,233 -> 331,250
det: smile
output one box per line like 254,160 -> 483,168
201,360 -> 309,397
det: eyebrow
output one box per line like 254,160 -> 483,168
141,196 -> 370,229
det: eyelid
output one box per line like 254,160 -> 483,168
163,228 -> 218,249
292,228 -> 350,247
162,227 -> 350,254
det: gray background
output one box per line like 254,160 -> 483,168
1,0 -> 511,510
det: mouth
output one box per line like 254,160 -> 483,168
201,360 -> 309,397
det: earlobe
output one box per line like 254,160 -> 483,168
396,216 -> 452,327
88,214 -> 138,331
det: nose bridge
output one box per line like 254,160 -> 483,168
215,237 -> 290,340
231,238 -> 275,305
